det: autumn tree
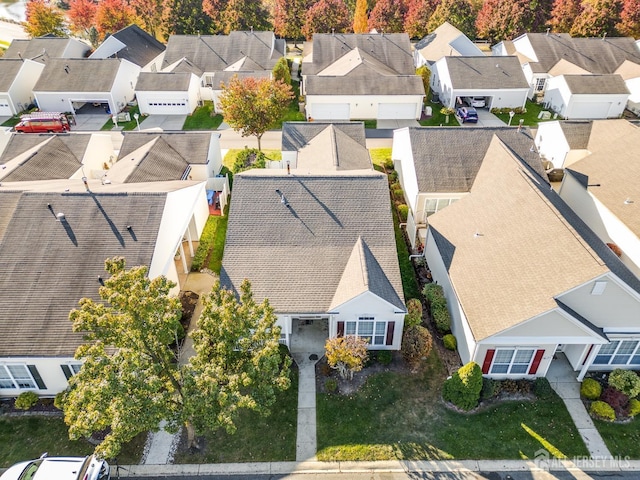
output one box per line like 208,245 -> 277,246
201,0 -> 227,32
617,0 -> 640,37
368,0 -> 407,33
60,258 -> 290,457
549,0 -> 582,32
130,0 -> 165,38
404,0 -> 436,38
220,0 -> 272,34
164,0 -> 214,35
273,57 -> 292,85
95,0 -> 138,40
353,0 -> 369,33
427,0 -> 476,39
570,0 -> 622,36
302,0 -> 351,39
476,0 -> 547,42
325,336 -> 369,380
219,76 -> 294,150
274,0 -> 309,41
416,66 -> 431,101
25,0 -> 66,38
67,0 -> 97,36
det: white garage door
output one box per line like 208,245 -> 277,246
142,99 -> 190,115
0,100 -> 12,116
569,101 -> 612,119
377,103 -> 418,119
311,103 -> 350,120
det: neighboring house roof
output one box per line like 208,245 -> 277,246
136,72 -> 192,91
304,33 -> 415,76
170,57 -> 204,77
427,136 -> 634,341
33,58 -> 122,92
520,33 -> 640,74
415,22 -> 484,64
220,171 -> 405,313
558,121 -> 593,149
118,132 -> 212,164
0,190 -> 167,356
282,122 -> 372,171
405,126 -> 547,192
124,137 -> 191,183
98,24 -> 165,67
443,56 -> 529,90
566,119 -> 640,240
163,31 -> 284,73
0,134 -> 91,169
0,59 -> 25,91
0,136 -> 88,182
561,74 -> 629,94
305,73 -> 424,96
210,70 -> 271,89
3,37 -> 89,62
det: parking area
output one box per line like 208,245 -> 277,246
457,108 -> 506,127
73,115 -> 109,131
137,115 -> 186,131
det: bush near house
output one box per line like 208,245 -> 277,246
608,369 -> 640,398
404,298 -> 423,328
397,204 -> 408,222
629,398 -> 640,417
580,378 -> 602,400
443,334 -> 457,351
533,378 -> 554,400
401,325 -> 433,367
14,391 -> 39,410
232,148 -> 267,173
376,350 -> 393,365
590,401 -> 616,422
442,362 -> 483,411
423,283 -> 451,333
601,386 -> 630,418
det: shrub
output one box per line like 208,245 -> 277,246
383,158 -> 394,171
376,350 -> 393,365
390,181 -> 401,191
580,378 -> 602,400
389,170 -> 398,182
481,377 -> 500,401
442,362 -> 483,411
325,378 -> 338,393
601,386 -> 629,418
232,148 -> 267,173
423,283 -> 451,333
443,334 -> 457,350
272,57 -> 292,85
401,325 -> 433,366
589,400 -> 616,422
440,107 -> 455,116
629,398 -> 640,417
54,390 -> 68,411
404,298 -> 423,328
14,391 -> 39,410
392,188 -> 404,200
190,216 -> 217,271
500,379 -> 533,396
397,204 -> 408,222
608,369 -> 640,398
534,378 -> 554,400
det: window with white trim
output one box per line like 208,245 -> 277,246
70,363 -> 82,375
535,78 -> 546,91
424,198 -> 458,219
0,365 -> 36,389
490,349 -> 534,374
345,317 -> 387,345
594,340 -> 640,365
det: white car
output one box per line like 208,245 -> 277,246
465,96 -> 486,108
0,454 -> 110,480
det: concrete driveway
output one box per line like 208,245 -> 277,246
137,115 -> 186,131
475,109 -> 506,127
377,119 -> 421,129
73,115 -> 110,131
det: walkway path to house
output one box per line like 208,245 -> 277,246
142,271 -> 217,465
292,353 -> 320,461
547,355 -> 611,459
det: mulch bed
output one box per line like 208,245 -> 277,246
0,398 -> 62,416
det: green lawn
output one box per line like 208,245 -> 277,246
100,105 -> 147,131
492,100 -> 557,127
273,79 -> 306,129
1,116 -> 20,127
0,416 -> 145,467
182,101 -> 224,130
369,148 -> 392,169
223,149 -> 282,171
316,352 -> 589,461
594,419 -> 640,458
419,101 -> 460,127
207,208 -> 228,274
173,369 -> 298,463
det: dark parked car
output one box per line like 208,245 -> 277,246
456,107 -> 478,123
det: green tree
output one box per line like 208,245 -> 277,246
61,257 -> 290,457
274,0 -> 309,42
416,65 -> 431,102
353,0 -> 369,33
302,0 -> 351,39
427,0 -> 476,39
130,0 -> 165,38
570,0 -> 622,36
325,336 -> 369,380
163,0 -> 214,35
272,56 -> 292,85
25,0 -> 66,38
219,76 -> 294,150
442,361 -> 483,411
220,0 -> 272,34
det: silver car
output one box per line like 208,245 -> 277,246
0,454 -> 110,480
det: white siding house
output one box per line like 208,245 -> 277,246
0,59 -> 44,115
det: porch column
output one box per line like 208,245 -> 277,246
577,344 -> 602,381
186,226 -> 194,257
179,242 -> 188,274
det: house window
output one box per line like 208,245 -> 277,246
345,317 -> 387,345
425,198 -> 458,218
490,349 -> 534,374
535,78 -> 546,91
0,365 -> 36,389
594,340 -> 640,365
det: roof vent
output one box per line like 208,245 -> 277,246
56,212 -> 66,221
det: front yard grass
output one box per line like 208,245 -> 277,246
369,148 -> 392,169
419,101 -> 460,127
492,100 -> 556,127
594,419 -> 640,458
222,149 -> 282,171
182,101 -> 223,130
100,105 -> 147,131
316,352 -> 589,460
173,369 -> 298,463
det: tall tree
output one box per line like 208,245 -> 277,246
617,0 -> 640,37
220,0 -> 272,34
164,0 -> 214,35
476,0 -> 541,42
302,0 -> 351,39
404,0 -> 436,38
130,0 -> 165,38
60,258 -> 290,457
67,0 -> 97,36
549,0 -> 582,32
25,0 -> 66,38
570,0 -> 622,36
272,56 -> 292,85
353,0 -> 369,33
219,76 -> 294,150
274,0 -> 309,41
201,0 -> 227,32
427,0 -> 476,39
368,0 -> 407,32
94,0 -> 138,40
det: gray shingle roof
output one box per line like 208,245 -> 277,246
305,70 -> 425,95
135,72 -> 192,91
0,134 -> 91,172
33,59 -> 121,92
105,24 -> 165,67
220,172 -> 404,314
406,126 -> 547,192
4,37 -> 89,62
163,31 -> 285,73
283,122 -> 366,151
524,33 -> 640,74
170,58 -> 204,77
0,191 -> 166,356
558,121 -> 593,149
0,59 -> 23,91
562,74 -> 630,94
444,56 -> 529,89
124,137 -> 190,183
211,70 -> 272,89
118,132 -> 212,165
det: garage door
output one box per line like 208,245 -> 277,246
568,101 -> 612,119
142,100 -> 190,115
310,103 -> 350,120
0,100 -> 12,116
377,103 -> 418,119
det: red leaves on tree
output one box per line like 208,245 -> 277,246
302,0 -> 351,39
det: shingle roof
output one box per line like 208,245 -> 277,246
405,126 -> 547,192
124,137 -> 190,183
0,59 -> 24,91
105,24 -> 165,67
170,58 -> 204,77
4,37 -> 89,62
562,74 -> 629,94
444,56 -> 529,89
305,70 -> 425,95
33,59 -> 121,92
211,70 -> 272,89
0,134 -> 91,172
559,121 -> 593,149
0,191 -> 166,356
220,172 -> 404,314
305,33 -> 415,75
118,132 -> 212,164
415,22 -> 484,64
135,72 -> 192,91
283,122 -> 366,151
523,33 -> 640,74
428,136 -> 625,341
163,31 -> 284,73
